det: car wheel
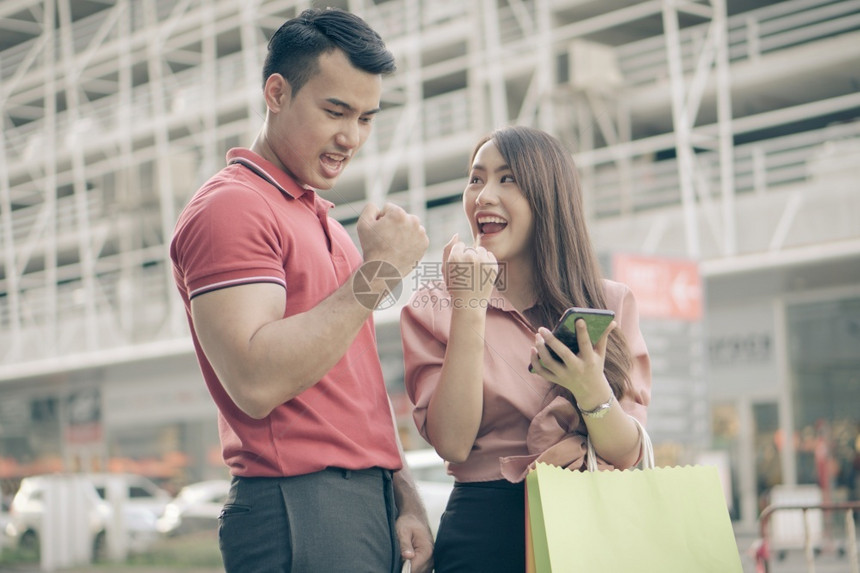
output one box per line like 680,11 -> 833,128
92,530 -> 107,562
19,530 -> 39,561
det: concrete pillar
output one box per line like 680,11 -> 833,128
40,475 -> 92,570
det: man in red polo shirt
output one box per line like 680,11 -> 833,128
170,8 -> 432,573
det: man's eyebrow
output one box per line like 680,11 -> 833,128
325,98 -> 381,116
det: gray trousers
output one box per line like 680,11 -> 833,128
219,467 -> 400,573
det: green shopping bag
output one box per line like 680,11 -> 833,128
526,420 -> 743,572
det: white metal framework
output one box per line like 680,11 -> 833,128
1,0 -> 859,537
1,0 -> 859,376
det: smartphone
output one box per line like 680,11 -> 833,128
547,307 -> 615,359
529,307 -> 616,372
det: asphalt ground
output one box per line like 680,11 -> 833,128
2,527 -> 857,572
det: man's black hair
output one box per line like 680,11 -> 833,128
262,7 -> 396,97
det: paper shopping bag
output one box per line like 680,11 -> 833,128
525,487 -> 537,573
526,461 -> 743,572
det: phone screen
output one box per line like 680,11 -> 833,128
549,307 -> 615,357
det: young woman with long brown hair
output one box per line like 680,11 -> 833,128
401,125 -> 652,572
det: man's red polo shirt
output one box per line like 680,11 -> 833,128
170,148 -> 402,477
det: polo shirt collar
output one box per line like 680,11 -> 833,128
226,148 -> 314,201
486,286 -> 542,331
487,287 -> 536,313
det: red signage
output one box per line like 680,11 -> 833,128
612,254 -> 703,321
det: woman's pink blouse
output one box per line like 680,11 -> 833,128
400,279 -> 651,483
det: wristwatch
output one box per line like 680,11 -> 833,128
580,394 -> 614,419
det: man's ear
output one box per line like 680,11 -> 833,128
263,74 -> 291,112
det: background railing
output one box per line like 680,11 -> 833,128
616,0 -> 860,86
585,120 -> 860,217
754,500 -> 859,573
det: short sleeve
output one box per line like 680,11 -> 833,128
605,280 -> 652,426
171,183 -> 287,300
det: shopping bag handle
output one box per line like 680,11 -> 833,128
586,416 -> 654,472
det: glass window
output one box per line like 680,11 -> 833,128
787,297 -> 860,503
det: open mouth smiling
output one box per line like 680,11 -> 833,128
477,215 -> 508,235
320,152 -> 349,177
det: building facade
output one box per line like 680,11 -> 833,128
1,0 -> 858,531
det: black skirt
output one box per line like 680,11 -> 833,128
433,479 -> 526,573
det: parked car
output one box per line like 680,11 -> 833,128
156,479 -> 231,537
4,473 -> 170,561
88,473 -> 171,518
0,497 -> 10,551
404,448 -> 453,537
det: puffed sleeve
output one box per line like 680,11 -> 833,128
604,280 -> 652,426
400,286 -> 450,442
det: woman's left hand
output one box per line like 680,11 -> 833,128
529,319 -> 616,404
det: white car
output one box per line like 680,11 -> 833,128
5,473 -> 170,561
156,479 -> 231,537
0,498 -> 10,551
404,448 -> 454,537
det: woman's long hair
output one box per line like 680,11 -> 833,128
471,125 -> 632,400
